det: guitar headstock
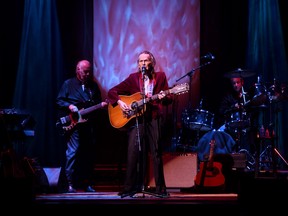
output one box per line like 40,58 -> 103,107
170,83 -> 189,95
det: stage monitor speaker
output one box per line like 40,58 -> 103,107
23,158 -> 65,193
148,152 -> 197,188
43,167 -> 62,187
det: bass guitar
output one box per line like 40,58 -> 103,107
108,83 -> 189,129
194,139 -> 225,188
56,100 -> 108,135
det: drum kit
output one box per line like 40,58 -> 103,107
180,68 -> 288,169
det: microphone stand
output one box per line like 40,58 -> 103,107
121,67 -> 164,198
176,62 -> 211,108
174,61 -> 212,151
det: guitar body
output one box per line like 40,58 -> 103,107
194,161 -> 225,187
108,83 -> 189,129
194,139 -> 225,189
56,101 -> 107,135
108,92 -> 143,129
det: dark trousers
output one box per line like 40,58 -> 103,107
123,117 -> 166,192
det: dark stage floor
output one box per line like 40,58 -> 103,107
2,169 -> 288,215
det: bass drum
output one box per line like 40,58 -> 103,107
182,109 -> 214,131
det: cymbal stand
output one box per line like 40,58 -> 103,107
234,127 -> 242,153
233,86 -> 247,152
267,96 -> 288,167
272,100 -> 288,167
255,96 -> 288,176
232,126 -> 256,170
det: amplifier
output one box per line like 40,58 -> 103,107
148,152 -> 197,188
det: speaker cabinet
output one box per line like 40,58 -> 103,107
43,167 -> 62,187
148,152 -> 197,188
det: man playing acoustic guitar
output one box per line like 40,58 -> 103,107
107,51 -> 175,198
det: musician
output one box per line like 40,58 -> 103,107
219,77 -> 246,116
56,59 -> 107,192
107,50 -> 173,197
219,76 -> 257,158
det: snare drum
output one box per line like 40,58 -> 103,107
225,109 -> 250,129
182,109 -> 214,131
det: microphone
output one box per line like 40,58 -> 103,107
142,66 -> 146,74
201,52 -> 215,60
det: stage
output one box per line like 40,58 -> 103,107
1,169 -> 288,215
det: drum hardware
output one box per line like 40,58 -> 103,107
248,76 -> 268,107
232,127 -> 245,153
182,108 -> 214,132
179,98 -> 215,151
254,91 -> 288,175
172,125 -> 205,153
241,86 -> 248,104
256,135 -> 288,173
223,107 -> 251,154
224,108 -> 250,129
238,149 -> 255,170
176,59 -> 215,152
267,80 -> 288,103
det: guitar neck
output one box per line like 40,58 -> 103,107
136,89 -> 171,107
79,103 -> 103,116
207,140 -> 216,168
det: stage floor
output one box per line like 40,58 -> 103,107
1,168 -> 288,215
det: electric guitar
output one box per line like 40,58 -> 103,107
56,100 -> 108,135
108,83 -> 189,129
194,139 -> 225,188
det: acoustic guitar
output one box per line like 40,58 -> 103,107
108,83 -> 189,129
194,139 -> 225,188
56,100 -> 108,135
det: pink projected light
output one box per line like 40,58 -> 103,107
93,0 -> 200,123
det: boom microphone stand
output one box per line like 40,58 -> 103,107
120,67 -> 164,198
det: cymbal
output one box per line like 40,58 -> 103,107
224,68 -> 256,78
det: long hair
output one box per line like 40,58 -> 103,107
137,50 -> 156,68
